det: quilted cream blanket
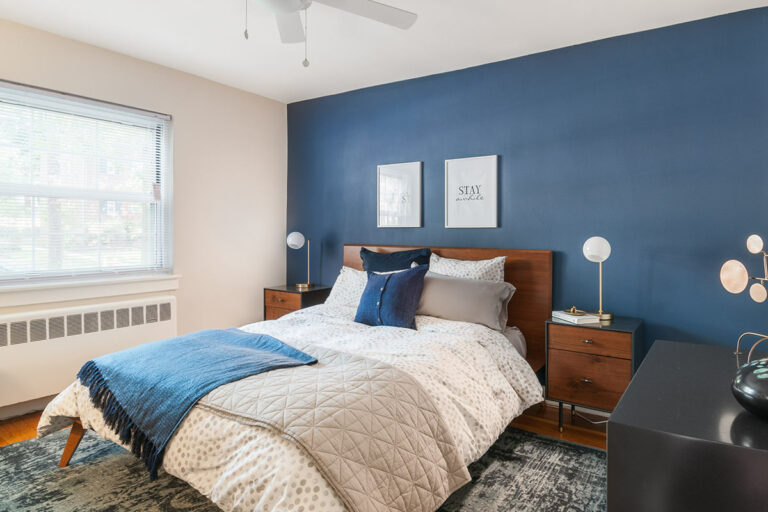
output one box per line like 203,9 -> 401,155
198,346 -> 468,512
39,304 -> 543,512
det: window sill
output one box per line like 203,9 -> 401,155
0,274 -> 181,308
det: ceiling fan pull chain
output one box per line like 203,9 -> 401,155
243,0 -> 249,40
302,7 -> 310,67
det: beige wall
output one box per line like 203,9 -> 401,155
0,19 -> 287,333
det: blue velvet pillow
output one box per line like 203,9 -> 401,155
354,265 -> 428,329
360,247 -> 431,272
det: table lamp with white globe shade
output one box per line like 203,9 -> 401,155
583,236 -> 613,321
287,231 -> 313,291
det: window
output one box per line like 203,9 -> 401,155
0,81 -> 172,285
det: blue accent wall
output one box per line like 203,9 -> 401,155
287,8 -> 768,353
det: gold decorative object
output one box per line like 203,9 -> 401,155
720,234 -> 768,363
582,236 -> 613,321
287,231 -> 314,291
563,306 -> 586,316
720,234 -> 768,303
735,332 -> 768,360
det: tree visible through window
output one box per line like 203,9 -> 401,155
0,82 -> 172,283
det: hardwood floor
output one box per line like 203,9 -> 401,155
0,402 -> 605,451
511,402 -> 607,450
0,411 -> 42,447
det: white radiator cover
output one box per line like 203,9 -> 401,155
0,296 -> 177,407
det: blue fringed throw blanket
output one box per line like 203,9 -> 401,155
77,328 -> 317,480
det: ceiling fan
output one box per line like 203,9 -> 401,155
255,0 -> 417,44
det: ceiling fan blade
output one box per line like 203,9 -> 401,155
275,11 -> 305,43
315,0 -> 417,29
257,0 -> 311,13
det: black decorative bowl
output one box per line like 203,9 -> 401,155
732,357 -> 768,419
729,411 -> 768,449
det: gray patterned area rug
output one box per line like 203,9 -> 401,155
0,426 -> 605,512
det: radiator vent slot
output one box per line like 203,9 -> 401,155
10,322 -> 27,345
116,308 -> 129,328
101,310 -> 114,331
160,302 -> 171,322
1,301 -> 173,349
49,317 -> 65,339
29,319 -> 47,342
67,314 -> 82,336
146,304 -> 158,323
131,306 -> 144,326
84,312 -> 99,334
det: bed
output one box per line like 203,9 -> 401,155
38,245 -> 553,512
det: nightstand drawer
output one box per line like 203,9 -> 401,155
264,306 -> 294,320
548,349 -> 632,410
264,290 -> 301,310
549,324 -> 632,359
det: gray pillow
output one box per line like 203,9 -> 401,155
428,253 -> 506,282
416,272 -> 515,331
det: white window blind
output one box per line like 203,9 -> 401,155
0,81 -> 172,284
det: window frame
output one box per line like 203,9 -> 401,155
0,79 -> 174,290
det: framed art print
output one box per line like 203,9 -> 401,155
377,161 -> 422,228
444,155 -> 498,228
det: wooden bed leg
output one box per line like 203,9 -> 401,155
58,420 -> 84,468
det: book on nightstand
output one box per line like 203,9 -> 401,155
551,309 -> 601,325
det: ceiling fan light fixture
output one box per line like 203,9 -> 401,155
243,0 -> 249,39
255,0 -> 417,40
260,0 -> 313,14
250,0 -> 417,65
302,7 -> 310,67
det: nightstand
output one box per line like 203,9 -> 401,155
545,316 -> 643,431
263,285 -> 331,320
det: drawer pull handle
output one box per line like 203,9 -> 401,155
579,378 -> 593,384
274,297 -> 285,302
581,339 -> 594,344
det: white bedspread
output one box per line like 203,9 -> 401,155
38,304 -> 543,512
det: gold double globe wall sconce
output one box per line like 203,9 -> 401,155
720,234 -> 768,303
719,234 -> 768,419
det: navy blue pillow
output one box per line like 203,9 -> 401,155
354,265 -> 429,329
360,247 -> 431,272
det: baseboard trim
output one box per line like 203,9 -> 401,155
542,399 -> 611,418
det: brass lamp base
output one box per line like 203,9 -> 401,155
597,311 -> 613,321
588,310 -> 613,322
295,282 -> 314,291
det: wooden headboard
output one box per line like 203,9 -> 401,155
343,244 -> 553,372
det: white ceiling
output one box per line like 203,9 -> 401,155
0,0 -> 766,103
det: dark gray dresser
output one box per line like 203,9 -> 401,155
608,340 -> 768,512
